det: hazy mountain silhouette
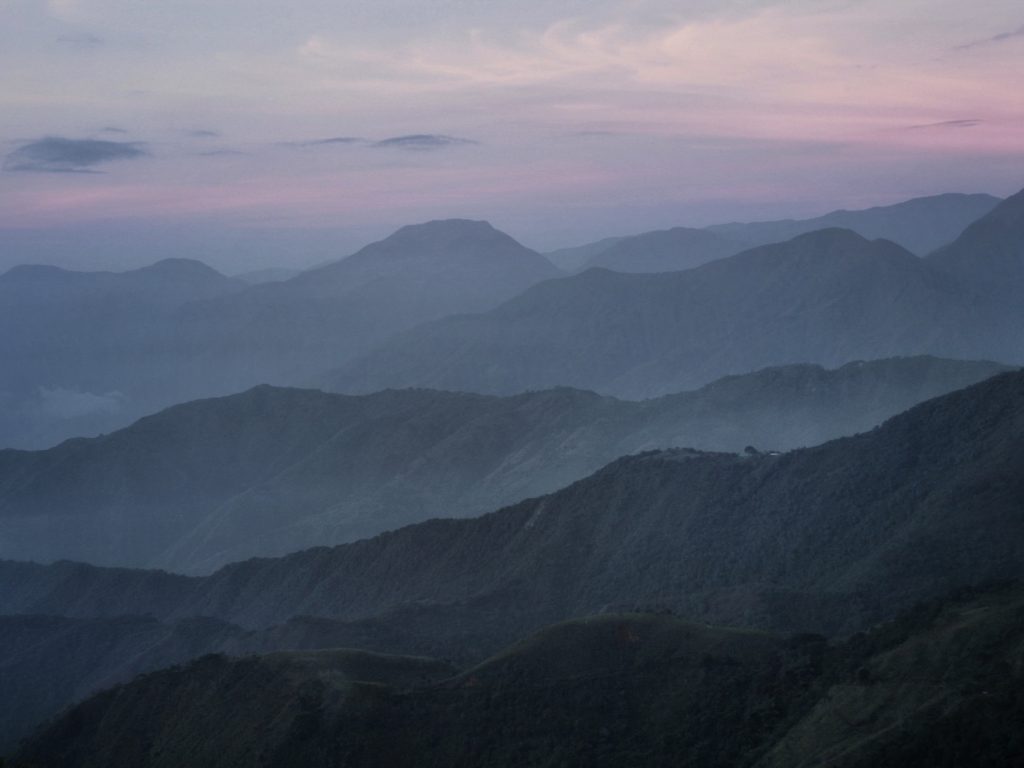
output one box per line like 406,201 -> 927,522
582,226 -> 747,273
0,220 -> 559,449
547,192 -> 1001,271
928,187 -> 1024,294
328,227 -> 1023,398
232,266 -> 302,284
3,370 -> 1021,650
707,192 -> 1001,255
544,235 -> 626,271
14,584 -> 1024,767
151,218 -> 561,397
0,259 -> 245,448
0,357 -> 1002,573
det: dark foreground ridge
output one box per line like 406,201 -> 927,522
13,584 -> 1024,767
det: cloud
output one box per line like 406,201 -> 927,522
954,24 -> 1024,51
56,32 -> 103,47
186,129 -> 221,138
100,126 -> 129,134
304,136 -> 362,145
280,136 -> 365,148
906,119 -> 983,130
372,134 -> 477,150
3,137 -> 147,173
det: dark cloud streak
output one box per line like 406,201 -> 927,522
4,137 -> 147,173
905,119 -> 983,130
372,134 -> 478,150
954,24 -> 1024,51
280,136 -> 364,148
56,33 -> 104,47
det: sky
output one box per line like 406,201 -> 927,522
1,0 -> 1023,272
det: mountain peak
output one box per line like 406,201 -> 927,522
786,226 -> 871,247
393,218 -> 499,237
379,219 -> 524,253
308,217 -> 558,281
134,258 -> 229,279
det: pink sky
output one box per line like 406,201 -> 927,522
1,0 -> 1022,268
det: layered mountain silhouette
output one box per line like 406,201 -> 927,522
328,226 -> 1024,397
582,226 -> 747,273
0,259 -> 245,449
707,191 -> 1001,255
0,220 -> 559,449
1,370 -> 1022,757
548,191 -> 1001,270
0,356 -> 1003,573
544,235 -> 627,271
13,584 -> 1024,767
3,370 -> 1021,648
928,187 -> 1024,295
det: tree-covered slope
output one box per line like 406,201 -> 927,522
0,357 -> 1005,573
2,370 -> 1021,650
14,585 -> 1024,768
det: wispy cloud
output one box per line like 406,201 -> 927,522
4,137 -> 147,173
99,126 -> 129,134
373,134 -> 477,150
954,24 -> 1024,51
905,119 -> 983,130
280,134 -> 474,150
304,136 -> 362,145
280,136 -> 364,148
186,129 -> 221,138
56,32 -> 103,47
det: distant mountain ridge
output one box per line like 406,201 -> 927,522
0,219 -> 560,449
328,225 -> 1024,397
928,187 -> 1024,294
707,191 -> 1001,255
0,356 -> 1004,573
546,191 -> 1002,270
582,226 -> 746,273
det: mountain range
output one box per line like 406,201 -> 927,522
328,205 -> 1024,397
707,191 -> 1001,256
2,369 -> 1020,645
11,581 -> 1024,766
546,191 -> 1001,271
0,358 -> 1021,757
0,220 -> 559,449
580,226 -> 747,273
0,356 -> 1003,573
3,188 -> 1016,452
